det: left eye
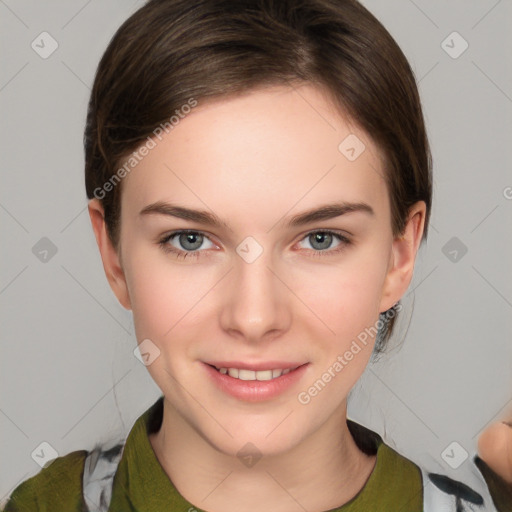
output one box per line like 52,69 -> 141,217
158,229 -> 350,259
297,230 -> 349,252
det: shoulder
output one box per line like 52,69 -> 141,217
347,418 -> 420,479
3,449 -> 88,511
3,399 -> 161,512
347,418 -> 504,511
347,418 -> 424,509
474,455 -> 512,512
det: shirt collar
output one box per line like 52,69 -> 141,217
115,395 -> 422,511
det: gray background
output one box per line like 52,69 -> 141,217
1,0 -> 511,508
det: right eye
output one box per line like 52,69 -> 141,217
158,230 -> 216,259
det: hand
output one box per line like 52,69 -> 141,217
478,419 -> 512,484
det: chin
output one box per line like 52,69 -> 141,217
201,415 -> 307,460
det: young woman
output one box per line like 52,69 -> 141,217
4,0 -> 511,511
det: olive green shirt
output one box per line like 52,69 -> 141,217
3,397 -> 510,511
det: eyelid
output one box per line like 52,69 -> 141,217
294,229 -> 351,252
296,227 -> 352,241
159,228 -> 351,247
158,229 -> 219,250
158,228 -> 352,259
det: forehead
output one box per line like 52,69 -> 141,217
120,84 -> 388,228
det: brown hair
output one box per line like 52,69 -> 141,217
84,0 -> 432,357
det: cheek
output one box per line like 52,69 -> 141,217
125,256 -> 208,341
124,255 -> 213,392
294,246 -> 390,339
292,255 -> 388,407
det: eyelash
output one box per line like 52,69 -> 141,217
158,229 -> 351,260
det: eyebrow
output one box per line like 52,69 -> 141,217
139,200 -> 374,230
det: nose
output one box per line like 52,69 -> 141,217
218,246 -> 292,344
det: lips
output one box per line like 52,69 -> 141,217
203,361 -> 309,401
210,366 -> 299,381
205,361 -> 305,371
205,361 -> 305,381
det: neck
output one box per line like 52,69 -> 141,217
149,398 -> 377,512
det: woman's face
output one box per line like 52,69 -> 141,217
104,84 -> 422,457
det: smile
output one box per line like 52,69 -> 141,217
212,366 -> 300,381
203,362 -> 309,401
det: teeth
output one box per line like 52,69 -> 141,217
218,367 -> 297,380
254,370 -> 273,381
239,369 -> 256,380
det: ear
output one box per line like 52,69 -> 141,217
379,201 -> 426,312
88,198 -> 132,310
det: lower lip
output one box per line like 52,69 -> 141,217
203,363 -> 309,402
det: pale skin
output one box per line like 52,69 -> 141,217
89,83 -> 429,512
478,419 -> 512,484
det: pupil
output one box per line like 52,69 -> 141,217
313,232 -> 331,249
181,232 -> 202,250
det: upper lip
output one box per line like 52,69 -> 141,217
205,361 -> 307,371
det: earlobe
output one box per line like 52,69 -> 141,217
379,201 -> 426,313
88,199 -> 132,310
